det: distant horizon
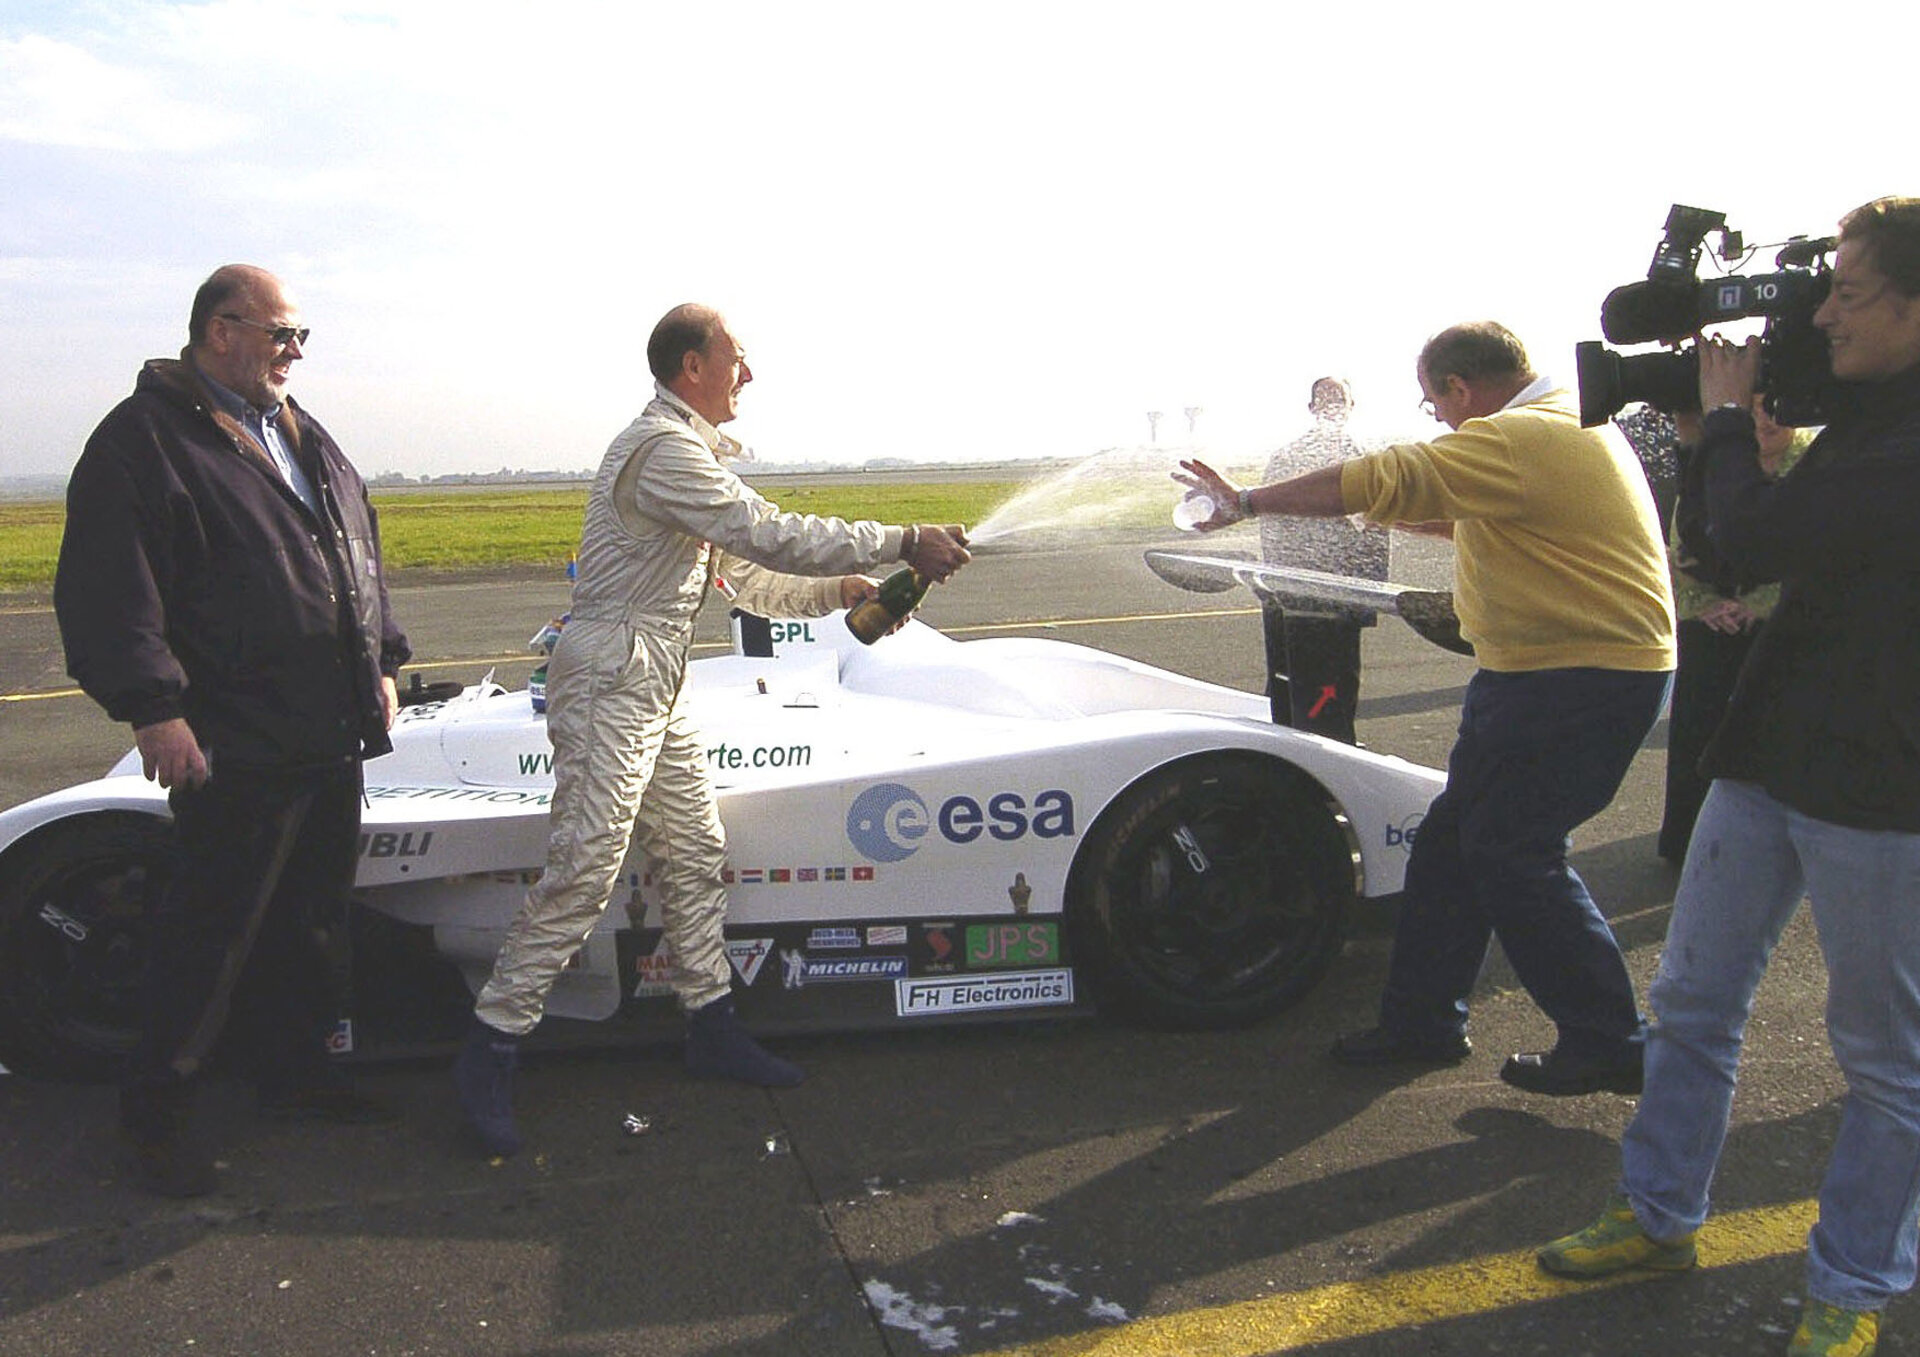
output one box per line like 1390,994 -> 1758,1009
0,450 -> 1101,499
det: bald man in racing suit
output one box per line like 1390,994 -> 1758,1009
454,305 -> 970,1157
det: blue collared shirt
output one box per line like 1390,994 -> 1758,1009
195,366 -> 323,517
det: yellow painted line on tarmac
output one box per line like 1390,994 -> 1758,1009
977,1198 -> 1818,1357
944,606 -> 1259,635
0,687 -> 82,703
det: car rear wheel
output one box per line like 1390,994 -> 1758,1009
0,813 -> 171,1080
1067,753 -> 1354,1029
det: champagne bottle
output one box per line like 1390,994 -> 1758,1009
846,567 -> 931,645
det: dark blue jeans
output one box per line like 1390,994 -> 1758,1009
132,761 -> 362,1094
1379,666 -> 1671,1058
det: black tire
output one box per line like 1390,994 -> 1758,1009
0,813 -> 172,1081
1067,753 -> 1354,1029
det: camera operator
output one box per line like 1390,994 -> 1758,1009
1540,196 -> 1920,1357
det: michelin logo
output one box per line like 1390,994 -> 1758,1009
781,949 -> 908,989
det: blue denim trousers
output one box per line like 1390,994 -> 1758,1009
1622,778 -> 1920,1310
1379,666 -> 1671,1056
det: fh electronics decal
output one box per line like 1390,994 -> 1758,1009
895,969 -> 1075,1017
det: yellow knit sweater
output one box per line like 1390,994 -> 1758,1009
1340,387 -> 1676,673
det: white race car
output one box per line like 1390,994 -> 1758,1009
0,601 -> 1441,1079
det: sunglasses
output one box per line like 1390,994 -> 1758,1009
219,314 -> 311,347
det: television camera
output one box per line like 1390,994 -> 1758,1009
1576,204 -> 1845,427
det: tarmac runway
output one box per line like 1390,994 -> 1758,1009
0,531 -> 1893,1355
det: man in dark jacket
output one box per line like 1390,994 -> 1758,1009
1539,197 -> 1920,1357
55,264 -> 411,1197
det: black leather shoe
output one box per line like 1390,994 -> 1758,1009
1330,1025 -> 1472,1068
1500,1048 -> 1643,1096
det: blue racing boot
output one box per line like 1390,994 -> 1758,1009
452,1019 -> 522,1157
686,996 -> 804,1087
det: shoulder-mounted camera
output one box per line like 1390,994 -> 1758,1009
1576,204 -> 1846,427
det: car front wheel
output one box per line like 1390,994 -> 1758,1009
0,813 -> 171,1080
1067,753 -> 1354,1029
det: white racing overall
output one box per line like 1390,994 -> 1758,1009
475,386 -> 906,1031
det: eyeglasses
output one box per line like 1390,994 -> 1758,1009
219,314 -> 310,347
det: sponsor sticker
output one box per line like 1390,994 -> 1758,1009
726,937 -> 775,987
894,969 -> 1075,1017
780,950 -> 908,989
1386,813 -> 1423,850
920,924 -> 958,973
326,1019 -> 355,1055
846,783 -> 1077,862
365,784 -> 552,806
966,922 -> 1059,969
359,830 -> 433,860
806,927 -> 862,950
866,925 -> 907,947
631,941 -> 677,999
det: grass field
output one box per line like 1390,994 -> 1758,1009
0,480 -> 1030,589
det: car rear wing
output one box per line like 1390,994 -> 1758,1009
1143,550 -> 1471,657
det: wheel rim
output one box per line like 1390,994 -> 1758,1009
1098,774 -> 1336,1007
7,846 -> 158,1061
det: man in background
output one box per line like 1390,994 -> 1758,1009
1178,321 -> 1674,1096
57,264 -> 410,1197
1258,376 -> 1390,742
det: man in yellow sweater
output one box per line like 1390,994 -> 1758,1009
1178,321 -> 1675,1095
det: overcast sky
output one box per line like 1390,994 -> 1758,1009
1,1 -> 1907,480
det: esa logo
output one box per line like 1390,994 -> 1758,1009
846,782 -> 1075,863
1385,813 -> 1423,850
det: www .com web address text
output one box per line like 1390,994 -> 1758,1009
515,742 -> 813,777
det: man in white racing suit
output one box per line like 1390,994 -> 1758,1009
454,304 -> 970,1156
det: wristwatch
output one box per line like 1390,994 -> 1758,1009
1237,487 -> 1256,518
